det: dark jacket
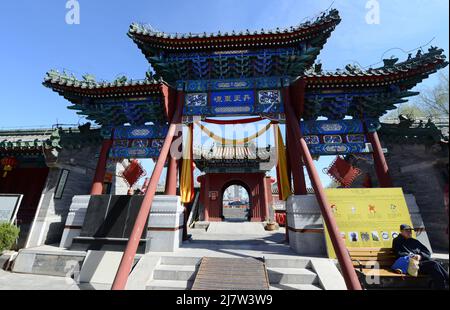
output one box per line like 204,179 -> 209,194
392,234 -> 431,261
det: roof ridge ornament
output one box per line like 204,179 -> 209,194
382,57 -> 399,68
82,74 -> 96,83
128,8 -> 341,42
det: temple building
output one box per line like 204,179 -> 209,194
1,8 -> 448,290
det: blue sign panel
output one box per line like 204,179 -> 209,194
211,90 -> 255,106
210,90 -> 255,115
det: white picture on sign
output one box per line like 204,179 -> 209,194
0,194 -> 23,224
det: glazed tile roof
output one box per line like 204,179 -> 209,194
379,116 -> 449,144
43,7 -> 448,125
300,47 -> 448,120
43,70 -> 166,99
303,47 -> 448,87
0,129 -> 57,151
43,71 -> 170,126
193,144 -> 275,161
194,144 -> 276,172
0,126 -> 102,152
128,9 -> 341,51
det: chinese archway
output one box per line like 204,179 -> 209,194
43,8 -> 448,290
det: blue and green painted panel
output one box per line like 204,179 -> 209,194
109,124 -> 169,159
183,78 -> 284,117
307,143 -> 368,156
109,139 -> 164,159
301,119 -> 365,135
180,77 -> 284,92
113,125 -> 168,140
301,119 -> 371,155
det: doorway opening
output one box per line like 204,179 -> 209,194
221,184 -> 250,222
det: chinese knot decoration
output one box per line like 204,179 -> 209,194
325,156 -> 362,188
120,159 -> 146,189
1,157 -> 18,178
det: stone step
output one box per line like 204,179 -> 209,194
267,268 -> 318,285
71,195 -> 91,205
146,280 -> 194,290
269,284 -> 322,290
159,256 -> 312,268
264,258 -> 311,269
153,265 -> 199,281
160,256 -> 202,266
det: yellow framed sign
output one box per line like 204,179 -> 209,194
324,188 -> 415,258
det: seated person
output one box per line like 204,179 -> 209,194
393,224 -> 449,290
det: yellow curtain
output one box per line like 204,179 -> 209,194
195,122 -> 272,145
180,124 -> 194,204
274,125 -> 291,201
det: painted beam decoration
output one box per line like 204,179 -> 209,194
70,96 -> 165,126
183,77 -> 284,118
109,125 -> 168,159
301,119 -> 370,156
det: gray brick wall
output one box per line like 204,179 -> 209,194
383,142 -> 449,252
26,145 -> 100,247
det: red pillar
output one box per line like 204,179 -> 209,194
111,92 -> 183,290
285,134 -> 292,188
283,88 -> 307,195
165,157 -> 179,195
90,138 -> 113,195
165,129 -> 182,195
204,174 -> 210,222
263,176 -> 273,221
285,81 -> 362,291
367,130 -> 393,188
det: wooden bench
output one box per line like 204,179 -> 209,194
348,247 -> 429,288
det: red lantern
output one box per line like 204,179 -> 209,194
1,157 -> 18,178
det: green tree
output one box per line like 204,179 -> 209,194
417,72 -> 449,116
383,72 -> 449,119
383,103 -> 426,120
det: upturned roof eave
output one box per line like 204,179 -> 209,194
42,72 -> 173,102
303,49 -> 448,88
128,9 -> 341,52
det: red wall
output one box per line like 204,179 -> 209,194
0,167 -> 49,224
198,172 -> 270,222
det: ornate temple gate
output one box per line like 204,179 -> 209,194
42,8 -> 448,290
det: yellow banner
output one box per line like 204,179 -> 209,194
323,188 -> 415,258
274,125 -> 291,201
180,125 -> 194,204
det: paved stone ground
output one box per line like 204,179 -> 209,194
206,222 -> 267,235
0,270 -> 80,290
0,226 -> 293,290
0,270 -> 115,290
0,225 -> 342,290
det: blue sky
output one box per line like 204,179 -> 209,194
0,0 -> 448,186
